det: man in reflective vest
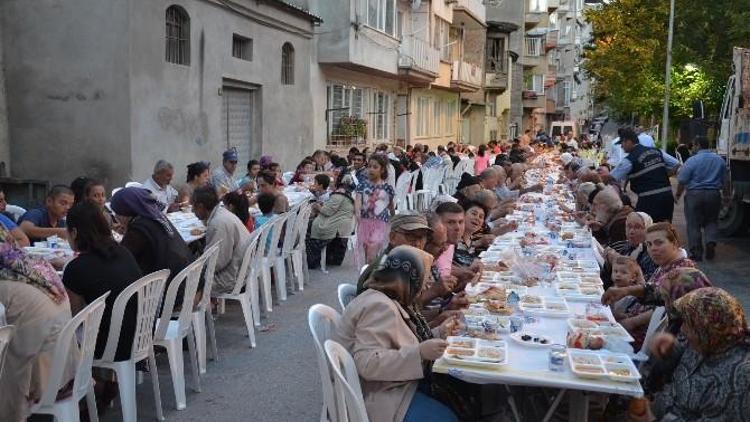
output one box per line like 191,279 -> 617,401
610,128 -> 681,222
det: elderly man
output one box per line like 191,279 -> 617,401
211,149 -> 241,195
611,127 -> 680,222
477,168 -> 499,190
356,213 -> 432,293
143,160 -> 180,211
191,185 -> 251,294
586,186 -> 634,246
675,136 -> 726,261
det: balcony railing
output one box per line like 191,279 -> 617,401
454,0 -> 486,24
452,60 -> 483,87
398,37 -> 440,75
525,37 -> 542,57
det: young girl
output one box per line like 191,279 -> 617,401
610,256 -> 654,351
354,154 -> 395,267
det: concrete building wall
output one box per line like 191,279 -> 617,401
0,27 -> 10,177
128,0 -> 316,184
1,0 -> 132,186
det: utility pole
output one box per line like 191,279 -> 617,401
660,0 -> 675,151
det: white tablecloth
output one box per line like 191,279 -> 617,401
167,212 -> 206,243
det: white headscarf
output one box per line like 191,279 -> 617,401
560,152 -> 574,165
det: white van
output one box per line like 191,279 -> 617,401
550,121 -> 579,139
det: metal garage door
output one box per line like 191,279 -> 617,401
222,87 -> 254,166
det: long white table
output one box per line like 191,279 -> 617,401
434,164 -> 643,421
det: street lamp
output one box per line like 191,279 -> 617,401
660,0 -> 675,151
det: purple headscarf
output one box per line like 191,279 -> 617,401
260,155 -> 273,169
110,187 -> 174,236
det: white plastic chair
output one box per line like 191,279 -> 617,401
337,284 -> 357,313
5,204 -> 26,222
639,306 -> 667,356
324,340 -> 370,422
30,293 -> 109,422
250,220 -> 276,314
281,203 -> 303,290
153,260 -> 204,411
93,269 -> 170,422
308,305 -> 342,422
260,213 -> 289,303
0,325 -> 16,380
212,230 -> 262,344
192,241 -> 221,374
290,202 -> 313,284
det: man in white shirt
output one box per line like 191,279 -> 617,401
211,149 -> 241,195
143,160 -> 180,212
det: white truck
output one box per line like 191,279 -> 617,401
717,47 -> 750,235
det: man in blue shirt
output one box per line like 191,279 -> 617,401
18,185 -> 73,243
610,128 -> 681,222
675,136 -> 726,261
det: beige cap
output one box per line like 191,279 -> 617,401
390,214 -> 432,233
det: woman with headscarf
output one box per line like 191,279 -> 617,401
632,288 -> 750,421
306,174 -> 356,269
109,187 -> 193,298
335,246 -> 459,422
0,224 -> 75,421
603,222 -> 711,335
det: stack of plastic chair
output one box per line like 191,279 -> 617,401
30,293 -> 109,422
308,304 -> 341,422
324,340 -> 370,422
153,260 -> 205,411
93,269 -> 170,422
192,241 -> 221,374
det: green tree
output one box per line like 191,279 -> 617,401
582,0 -> 750,125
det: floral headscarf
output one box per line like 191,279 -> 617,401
676,287 -> 750,355
658,267 -> 712,319
0,225 -> 66,303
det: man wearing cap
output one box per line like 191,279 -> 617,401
211,149 -> 241,196
143,159 -> 180,212
610,127 -> 680,222
355,213 -> 432,293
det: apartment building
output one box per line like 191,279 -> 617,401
310,0 -> 486,151
483,0 -> 525,143
1,0 -> 321,187
521,0 -> 557,135
546,0 -> 597,134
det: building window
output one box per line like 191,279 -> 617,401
367,0 -> 396,36
416,97 -> 431,137
372,91 -> 390,140
525,74 -> 545,94
487,94 -> 497,117
281,43 -> 294,85
433,18 -> 451,62
232,34 -> 253,61
486,37 -> 506,73
446,99 -> 456,135
165,5 -> 190,65
327,84 -> 366,145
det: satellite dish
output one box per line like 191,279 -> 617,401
411,0 -> 421,11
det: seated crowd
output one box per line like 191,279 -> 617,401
0,134 -> 748,422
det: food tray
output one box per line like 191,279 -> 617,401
463,314 -> 511,339
556,272 -> 604,286
444,336 -> 508,369
568,350 -> 641,382
509,332 -> 553,348
518,296 -> 570,317
555,284 -> 604,301
567,319 -> 635,342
